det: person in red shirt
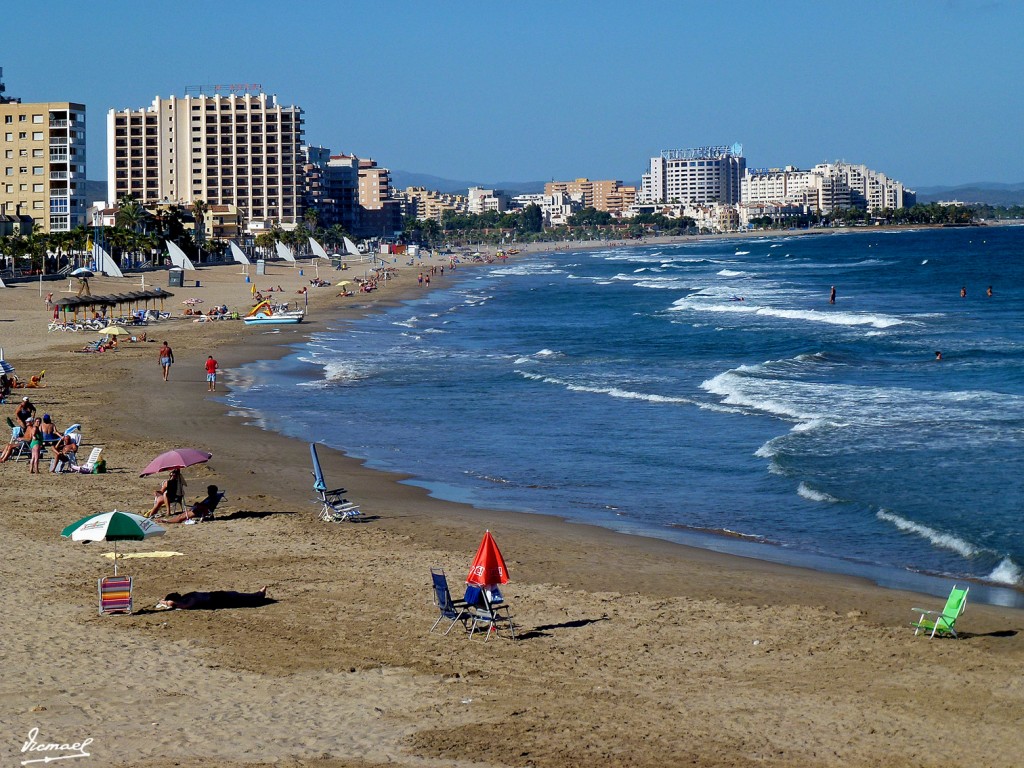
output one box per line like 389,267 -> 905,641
205,355 -> 219,392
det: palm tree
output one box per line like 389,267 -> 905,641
117,195 -> 145,233
190,199 -> 209,263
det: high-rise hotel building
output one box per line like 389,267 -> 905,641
107,90 -> 304,227
640,144 -> 746,205
0,68 -> 87,232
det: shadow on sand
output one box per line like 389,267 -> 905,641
515,616 -> 610,641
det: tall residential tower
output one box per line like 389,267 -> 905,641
0,68 -> 86,232
640,144 -> 746,205
107,88 -> 304,229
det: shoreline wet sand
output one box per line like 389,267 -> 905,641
1,237 -> 1022,767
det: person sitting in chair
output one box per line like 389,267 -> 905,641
159,484 -> 223,524
49,432 -> 78,473
0,424 -> 25,462
148,468 -> 185,518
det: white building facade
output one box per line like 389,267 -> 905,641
741,162 -> 913,214
107,89 -> 305,228
640,144 -> 746,205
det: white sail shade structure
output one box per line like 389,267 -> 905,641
95,244 -> 125,278
275,242 -> 296,262
165,240 -> 197,270
309,238 -> 332,260
229,241 -> 252,265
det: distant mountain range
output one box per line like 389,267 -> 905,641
388,171 -> 547,196
914,182 -> 1024,206
83,177 -> 1024,209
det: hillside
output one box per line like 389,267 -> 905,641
915,182 -> 1024,206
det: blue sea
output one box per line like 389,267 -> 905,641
226,225 -> 1024,607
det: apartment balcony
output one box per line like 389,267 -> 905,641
50,189 -> 70,199
50,152 -> 69,163
49,171 -> 71,181
49,138 -> 69,147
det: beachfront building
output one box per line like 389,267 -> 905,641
640,144 -> 746,206
511,191 -> 580,226
0,69 -> 87,233
467,186 -> 510,214
544,178 -> 637,216
106,88 -> 305,231
741,163 -> 914,214
404,186 -> 468,222
357,158 -> 405,237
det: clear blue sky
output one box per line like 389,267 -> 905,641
5,1 -> 1022,188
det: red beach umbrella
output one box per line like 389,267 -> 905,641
466,530 -> 510,587
139,448 -> 212,477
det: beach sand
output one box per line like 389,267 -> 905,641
1,246 -> 1022,767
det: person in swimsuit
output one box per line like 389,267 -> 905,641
158,341 -> 174,382
28,418 -> 43,473
15,397 -> 36,428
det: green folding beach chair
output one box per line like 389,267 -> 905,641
911,585 -> 969,638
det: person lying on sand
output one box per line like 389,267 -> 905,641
156,587 -> 269,610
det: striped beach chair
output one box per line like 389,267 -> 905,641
97,575 -> 133,615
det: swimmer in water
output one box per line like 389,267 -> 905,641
935,351 -> 943,361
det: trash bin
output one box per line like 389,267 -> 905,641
167,269 -> 184,287
256,259 -> 266,276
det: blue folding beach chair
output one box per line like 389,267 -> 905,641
310,442 -> 360,522
429,568 -> 472,635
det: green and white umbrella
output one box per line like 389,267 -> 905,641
61,510 -> 165,575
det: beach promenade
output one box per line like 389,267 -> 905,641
1,245 -> 1022,767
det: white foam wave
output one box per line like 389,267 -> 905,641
717,269 -> 747,277
797,482 -> 840,503
876,510 -> 979,558
734,250 -> 750,255
535,349 -> 563,358
517,371 -> 701,406
987,557 -> 1023,585
770,244 -> 782,248
701,369 -> 817,422
674,299 -> 907,329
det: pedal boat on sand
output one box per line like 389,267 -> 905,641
243,300 -> 305,325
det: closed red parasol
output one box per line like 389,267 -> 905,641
466,530 -> 509,587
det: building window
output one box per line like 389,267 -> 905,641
4,133 -> 11,141
3,167 -> 11,175
18,114 -> 26,122
32,114 -> 43,123
33,183 -> 43,192
3,150 -> 10,158
32,149 -> 42,158
32,166 -> 43,175
18,132 -> 26,140
33,200 -> 43,209
32,132 -> 43,141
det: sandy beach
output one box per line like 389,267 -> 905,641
1,242 -> 1022,767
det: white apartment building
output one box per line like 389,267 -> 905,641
468,186 -> 510,214
742,162 -> 913,214
640,144 -> 746,205
107,90 -> 304,228
510,191 -> 579,226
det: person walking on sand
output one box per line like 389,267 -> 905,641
205,355 -> 219,392
158,341 -> 174,382
829,285 -> 836,304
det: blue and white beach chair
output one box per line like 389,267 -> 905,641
310,442 -> 361,522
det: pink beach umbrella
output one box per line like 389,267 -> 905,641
466,530 -> 510,588
140,448 -> 212,477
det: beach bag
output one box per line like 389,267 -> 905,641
93,459 -> 107,474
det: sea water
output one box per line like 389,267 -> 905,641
226,225 -> 1024,607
